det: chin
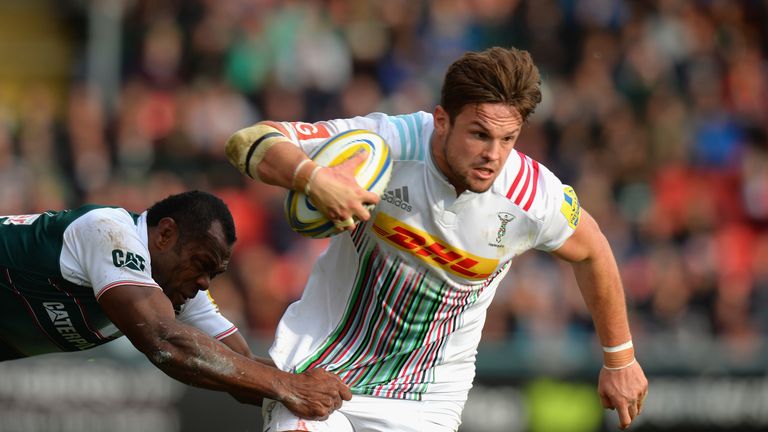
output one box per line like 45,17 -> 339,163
466,182 -> 494,194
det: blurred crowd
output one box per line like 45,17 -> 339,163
2,0 -> 768,366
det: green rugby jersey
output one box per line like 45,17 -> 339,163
0,206 -> 236,360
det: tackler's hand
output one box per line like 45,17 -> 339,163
279,368 -> 353,420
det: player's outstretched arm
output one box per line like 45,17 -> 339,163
552,210 -> 648,430
216,331 -> 343,415
99,284 -> 352,419
225,121 -> 379,229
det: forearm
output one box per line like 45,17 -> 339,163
571,244 -> 632,347
138,321 -> 290,401
225,121 -> 318,191
556,211 -> 633,347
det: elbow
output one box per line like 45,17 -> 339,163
131,325 -> 187,369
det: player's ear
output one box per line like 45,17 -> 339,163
155,217 -> 180,250
433,105 -> 449,135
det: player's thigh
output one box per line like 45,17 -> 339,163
262,396 -> 463,432
261,399 -> 354,432
341,395 -> 463,432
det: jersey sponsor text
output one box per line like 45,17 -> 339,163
372,212 -> 498,280
289,122 -> 331,140
43,302 -> 95,350
111,249 -> 147,271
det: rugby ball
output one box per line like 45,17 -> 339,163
284,129 -> 392,238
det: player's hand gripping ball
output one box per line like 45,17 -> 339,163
285,129 -> 392,238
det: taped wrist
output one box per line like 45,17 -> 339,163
602,340 -> 635,370
225,124 -> 288,180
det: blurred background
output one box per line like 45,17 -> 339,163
0,0 -> 767,431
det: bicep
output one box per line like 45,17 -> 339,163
219,332 -> 275,366
98,284 -> 176,352
219,332 -> 252,358
550,209 -> 606,263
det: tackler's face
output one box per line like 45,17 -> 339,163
152,220 -> 231,308
432,103 -> 523,195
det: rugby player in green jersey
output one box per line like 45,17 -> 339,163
0,190 -> 350,419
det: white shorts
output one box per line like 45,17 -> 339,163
262,395 -> 463,432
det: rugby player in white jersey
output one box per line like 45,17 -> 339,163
0,191 -> 350,419
227,47 -> 648,431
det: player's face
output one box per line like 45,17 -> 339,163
154,221 -> 231,307
432,103 -> 523,195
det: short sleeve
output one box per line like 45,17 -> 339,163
61,208 -> 160,300
530,164 -> 582,251
176,291 -> 237,340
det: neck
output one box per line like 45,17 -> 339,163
429,133 -> 464,196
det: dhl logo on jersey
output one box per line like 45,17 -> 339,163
372,212 -> 498,280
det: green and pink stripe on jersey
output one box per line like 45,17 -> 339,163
294,243 -> 487,400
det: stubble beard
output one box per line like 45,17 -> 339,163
442,133 -> 493,195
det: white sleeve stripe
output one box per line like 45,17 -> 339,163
389,117 -> 409,159
95,281 -> 161,300
507,152 -> 539,211
214,326 -> 238,340
506,153 -> 540,211
520,159 -> 540,211
402,114 -> 422,160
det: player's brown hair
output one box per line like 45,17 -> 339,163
440,47 -> 542,122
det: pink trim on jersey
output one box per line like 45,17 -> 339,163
214,326 -> 238,340
49,278 -> 107,340
95,280 -> 161,300
4,268 -> 67,350
506,152 -> 527,200
522,160 -> 540,211
506,151 -> 540,211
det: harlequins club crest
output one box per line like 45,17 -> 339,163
490,212 -> 515,247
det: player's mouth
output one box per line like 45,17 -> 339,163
174,292 -> 193,306
472,167 -> 495,180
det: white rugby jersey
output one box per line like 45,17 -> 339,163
271,112 -> 580,402
0,207 -> 236,358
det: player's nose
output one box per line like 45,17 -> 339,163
195,274 -> 211,291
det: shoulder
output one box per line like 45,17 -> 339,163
66,207 -> 136,234
494,151 -> 542,211
63,207 -> 141,252
376,111 -> 433,162
493,151 -> 568,218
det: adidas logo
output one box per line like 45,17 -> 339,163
383,186 -> 412,212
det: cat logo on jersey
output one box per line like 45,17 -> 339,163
560,186 -> 581,229
288,122 -> 331,140
111,249 -> 147,271
372,212 -> 498,280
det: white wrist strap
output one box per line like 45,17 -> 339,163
304,166 -> 323,196
603,358 -> 636,371
603,340 -> 633,353
292,159 -> 312,190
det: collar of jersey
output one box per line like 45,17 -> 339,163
135,211 -> 149,249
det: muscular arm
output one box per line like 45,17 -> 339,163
225,121 -> 379,227
551,210 -> 631,346
219,332 -> 275,366
99,285 -> 350,418
218,330 -> 277,405
551,210 -> 648,430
